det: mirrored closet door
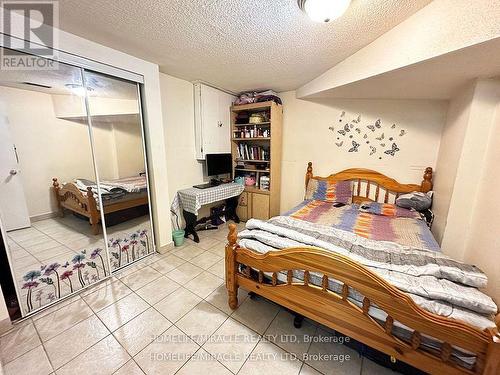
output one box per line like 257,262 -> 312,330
0,48 -> 154,317
82,70 -> 154,271
0,48 -> 111,315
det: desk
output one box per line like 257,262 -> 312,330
171,183 -> 244,242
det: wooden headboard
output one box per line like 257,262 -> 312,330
304,162 -> 433,205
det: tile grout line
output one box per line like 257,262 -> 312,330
31,317 -> 56,374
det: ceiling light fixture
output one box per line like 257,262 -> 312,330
298,0 -> 351,23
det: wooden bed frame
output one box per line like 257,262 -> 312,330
52,178 -> 148,234
225,163 -> 500,375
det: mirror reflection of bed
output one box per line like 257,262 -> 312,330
0,61 -> 153,315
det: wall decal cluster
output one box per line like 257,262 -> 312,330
329,111 -> 406,159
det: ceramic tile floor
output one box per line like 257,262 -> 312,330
6,215 -> 153,314
0,222 -> 397,375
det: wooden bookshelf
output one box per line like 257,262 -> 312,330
230,101 -> 282,220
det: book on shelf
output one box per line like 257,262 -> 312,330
237,144 -> 270,161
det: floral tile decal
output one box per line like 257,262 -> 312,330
19,226 -> 153,314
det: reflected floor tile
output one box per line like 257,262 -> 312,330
114,360 -> 145,375
113,307 -> 172,356
192,237 -> 221,251
166,262 -> 203,285
96,293 -> 149,332
232,295 -> 280,334
202,317 -> 260,373
184,271 -> 224,298
81,279 -> 132,312
207,259 -> 225,277
119,266 -> 162,291
305,328 -> 361,375
2,345 -> 53,375
134,325 -> 199,375
56,335 -> 130,375
205,285 -> 248,315
176,349 -> 232,375
154,287 -> 201,323
44,315 -> 109,370
135,276 -> 180,305
0,322 -> 41,364
172,245 -> 205,261
238,340 -> 302,375
300,364 -> 323,374
34,297 -> 94,341
176,301 -> 228,344
149,255 -> 185,274
189,250 -> 222,270
265,309 -> 317,356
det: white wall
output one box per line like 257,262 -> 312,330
0,86 -> 118,218
279,91 -> 447,212
433,79 -> 500,302
297,0 -> 500,98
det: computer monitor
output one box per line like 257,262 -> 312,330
206,153 -> 232,177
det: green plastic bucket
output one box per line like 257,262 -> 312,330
172,230 -> 185,247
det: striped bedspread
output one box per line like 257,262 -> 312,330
284,199 -> 439,251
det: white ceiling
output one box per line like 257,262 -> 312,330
57,0 -> 432,93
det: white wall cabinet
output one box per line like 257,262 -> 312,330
194,83 -> 235,159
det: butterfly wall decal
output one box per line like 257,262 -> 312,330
344,124 -> 350,132
376,133 -> 384,141
355,128 -> 361,134
338,130 -> 346,136
369,146 -> 377,155
328,126 -> 335,132
399,130 -> 406,137
363,134 -> 368,139
367,125 -> 375,132
348,141 -> 360,153
375,119 -> 381,128
391,124 -> 396,129
384,143 -> 400,156
380,143 -> 386,147
352,115 -> 361,124
335,141 -> 343,147
340,111 -> 345,118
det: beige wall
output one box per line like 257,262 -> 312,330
464,102 -> 500,302
278,91 -> 448,212
433,79 -> 500,302
432,84 -> 474,242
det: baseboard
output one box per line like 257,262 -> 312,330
30,211 -> 58,223
158,241 -> 175,254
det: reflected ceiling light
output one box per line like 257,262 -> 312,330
298,0 -> 351,23
65,83 -> 93,97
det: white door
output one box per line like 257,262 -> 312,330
0,109 -> 31,231
201,85 -> 221,154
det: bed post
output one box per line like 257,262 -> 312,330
421,167 -> 433,193
52,178 -> 64,217
483,315 -> 500,375
305,162 -> 313,189
226,223 -> 239,309
86,187 -> 100,235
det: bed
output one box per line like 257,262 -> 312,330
52,175 -> 149,234
225,163 -> 500,375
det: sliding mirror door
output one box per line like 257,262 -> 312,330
0,49 -> 111,315
82,71 -> 154,271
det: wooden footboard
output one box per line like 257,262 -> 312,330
225,224 -> 500,375
52,178 -> 101,234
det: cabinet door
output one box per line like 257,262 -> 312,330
251,193 -> 269,220
214,92 -> 233,153
200,85 -> 220,155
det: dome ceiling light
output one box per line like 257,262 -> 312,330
298,0 -> 352,23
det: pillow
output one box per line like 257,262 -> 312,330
359,201 -> 421,219
305,179 -> 352,204
396,191 -> 433,211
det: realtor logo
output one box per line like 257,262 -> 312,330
1,0 -> 59,70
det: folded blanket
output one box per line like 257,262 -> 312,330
238,217 -> 497,329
